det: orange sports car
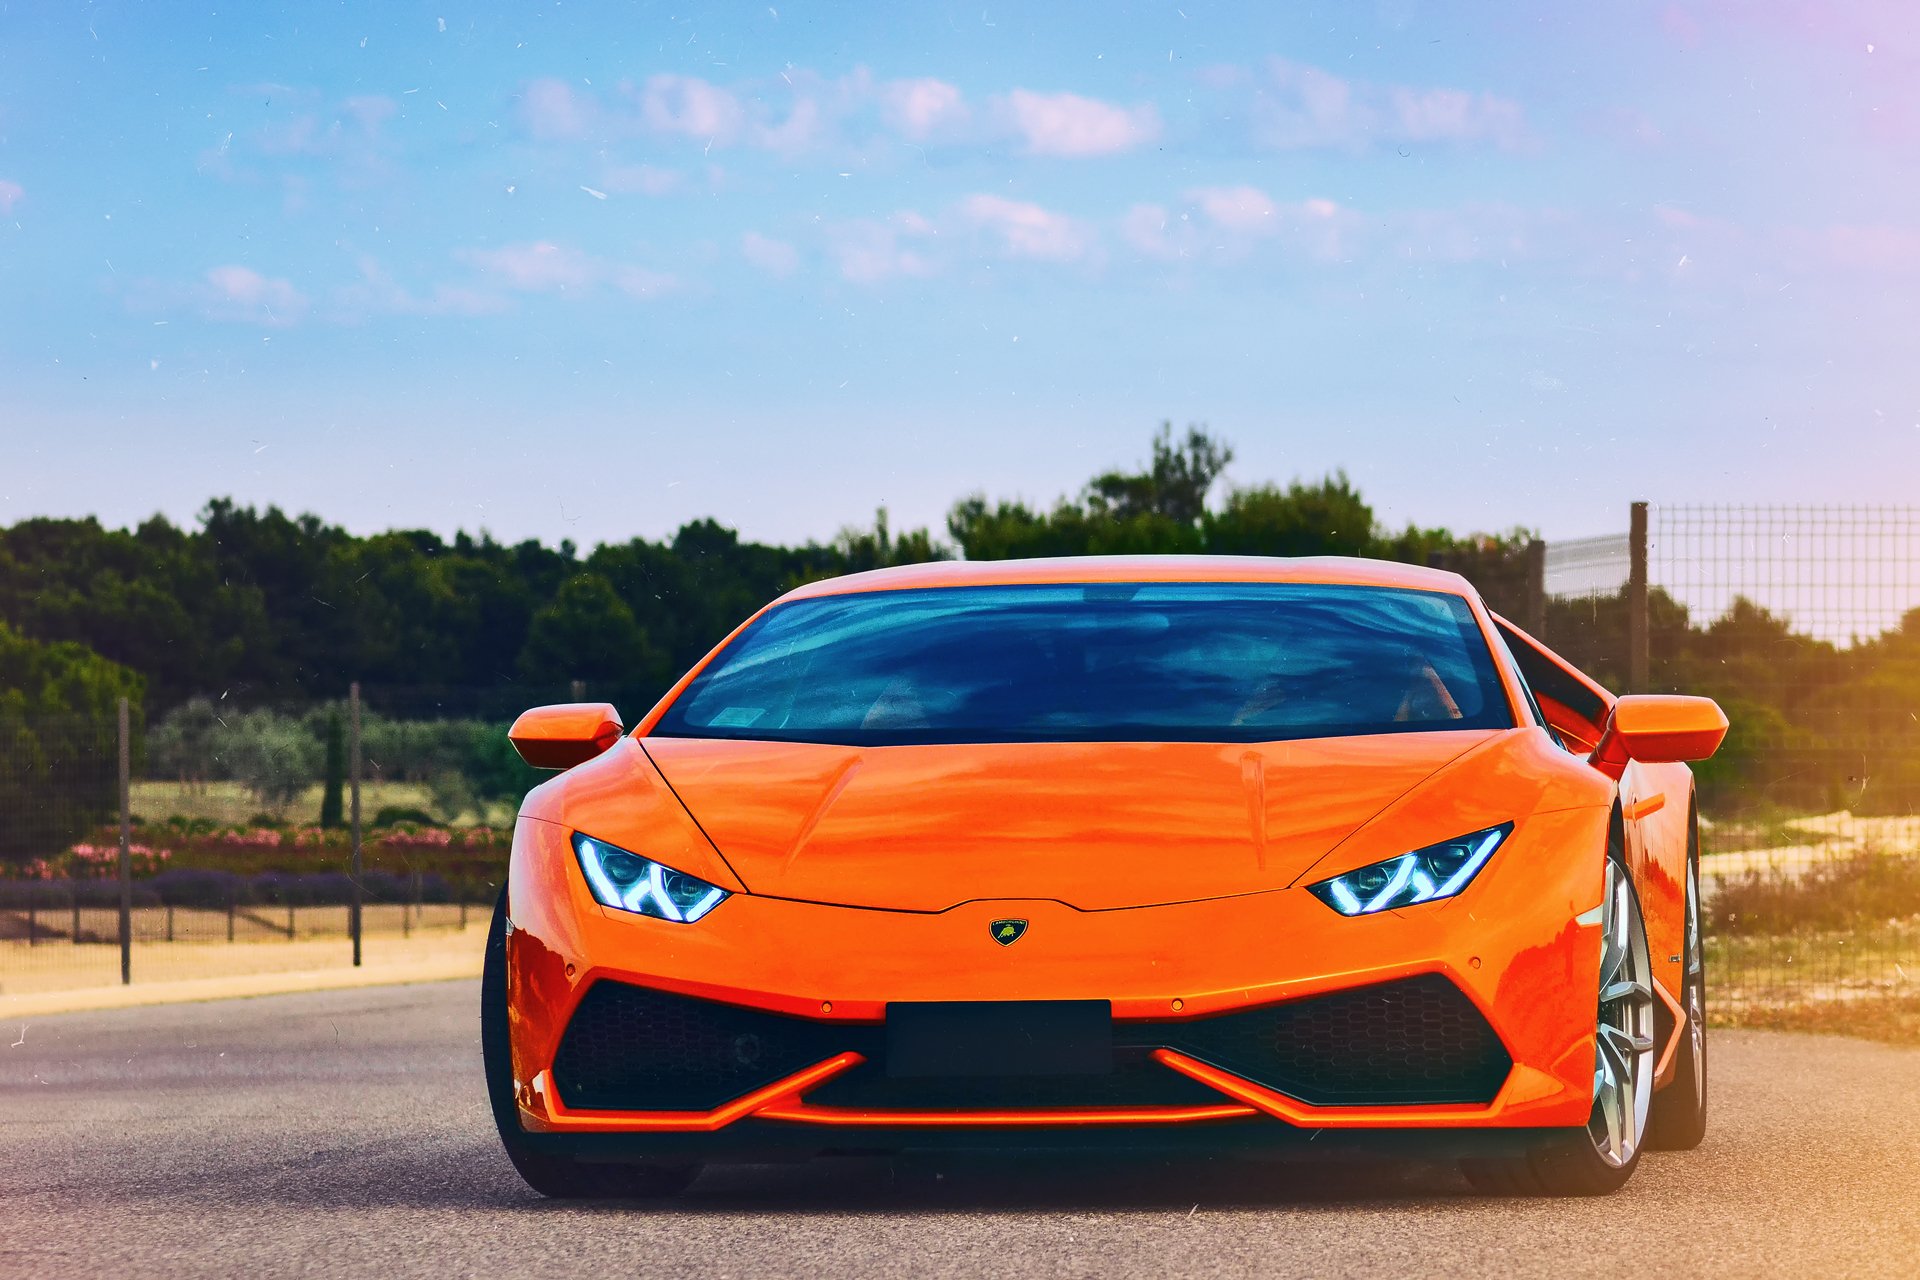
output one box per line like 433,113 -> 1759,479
481,556 -> 1726,1198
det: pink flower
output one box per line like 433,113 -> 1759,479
381,827 -> 454,848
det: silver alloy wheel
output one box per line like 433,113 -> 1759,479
1589,859 -> 1656,1167
1683,856 -> 1705,1108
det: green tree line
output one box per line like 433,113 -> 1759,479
3,425 -> 1917,838
0,426 -> 1532,710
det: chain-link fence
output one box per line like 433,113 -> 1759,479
1647,505 -> 1920,1026
0,690 -> 525,998
1386,506 -> 1916,1027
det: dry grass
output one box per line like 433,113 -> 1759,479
1712,996 -> 1920,1045
131,779 -> 516,827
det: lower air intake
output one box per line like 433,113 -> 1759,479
551,981 -> 861,1112
1151,973 -> 1512,1106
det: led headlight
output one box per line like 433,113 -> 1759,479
1307,823 -> 1512,916
571,832 -> 730,923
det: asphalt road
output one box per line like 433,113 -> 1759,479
3,982 -> 1918,1279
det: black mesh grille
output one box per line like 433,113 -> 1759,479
550,974 -> 1509,1114
804,1049 -> 1226,1111
551,982 -> 872,1112
1145,974 -> 1511,1106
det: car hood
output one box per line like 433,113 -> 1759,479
640,731 -> 1498,912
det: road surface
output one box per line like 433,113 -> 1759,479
3,980 -> 1917,1278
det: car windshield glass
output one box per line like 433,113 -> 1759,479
653,582 -> 1512,746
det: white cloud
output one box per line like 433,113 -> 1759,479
0,179 -> 21,213
1256,58 -> 1528,151
1121,203 -> 1191,259
756,94 -> 823,154
638,74 -> 747,144
882,78 -> 968,139
1256,59 -> 1359,149
1123,193 -> 1353,263
1388,86 -> 1526,147
961,194 -> 1090,260
522,78 -> 592,140
999,89 -> 1160,156
459,241 -> 599,291
741,231 -> 800,276
337,256 -> 507,318
833,213 -> 937,283
203,265 -> 308,325
1187,185 -> 1277,233
456,241 -> 677,298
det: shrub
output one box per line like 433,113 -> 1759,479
373,806 -> 438,828
0,623 -> 144,864
1707,851 -> 1920,935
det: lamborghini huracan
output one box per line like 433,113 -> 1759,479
482,556 -> 1727,1197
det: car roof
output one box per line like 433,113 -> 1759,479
777,555 -> 1475,603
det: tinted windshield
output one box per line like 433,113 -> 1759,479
653,582 -> 1511,746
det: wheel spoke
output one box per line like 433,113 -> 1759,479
1600,935 -> 1627,990
1615,1070 -> 1637,1160
1598,1027 -> 1630,1082
1601,1076 -> 1626,1161
1601,979 -> 1653,1008
1599,881 -> 1628,986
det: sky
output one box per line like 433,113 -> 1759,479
2,1 -> 1918,553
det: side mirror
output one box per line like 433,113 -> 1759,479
1591,694 -> 1727,771
508,702 -> 624,770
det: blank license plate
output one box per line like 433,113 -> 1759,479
884,1000 -> 1113,1078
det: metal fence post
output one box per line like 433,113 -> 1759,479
1628,502 -> 1650,693
350,681 -> 363,968
1524,539 -> 1547,637
118,696 -> 132,985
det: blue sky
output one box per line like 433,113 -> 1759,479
2,1 -> 1917,551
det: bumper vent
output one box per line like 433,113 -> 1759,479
549,973 -> 1510,1114
551,982 -> 864,1112
1152,974 -> 1511,1106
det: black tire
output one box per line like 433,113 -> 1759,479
1647,807 -> 1708,1150
481,888 -> 701,1199
1461,825 -> 1654,1197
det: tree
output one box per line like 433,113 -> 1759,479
0,624 -> 145,863
221,710 -> 322,813
948,425 -> 1233,560
832,508 -> 949,573
1204,473 -> 1375,558
519,573 -> 661,687
1085,423 -> 1234,525
319,712 -> 346,829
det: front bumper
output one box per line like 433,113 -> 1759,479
504,806 -> 1610,1151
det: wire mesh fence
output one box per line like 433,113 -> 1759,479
1651,504 -> 1920,1023
0,693 -> 519,998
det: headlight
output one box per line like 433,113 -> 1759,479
572,832 -> 730,923
1307,824 -> 1512,916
